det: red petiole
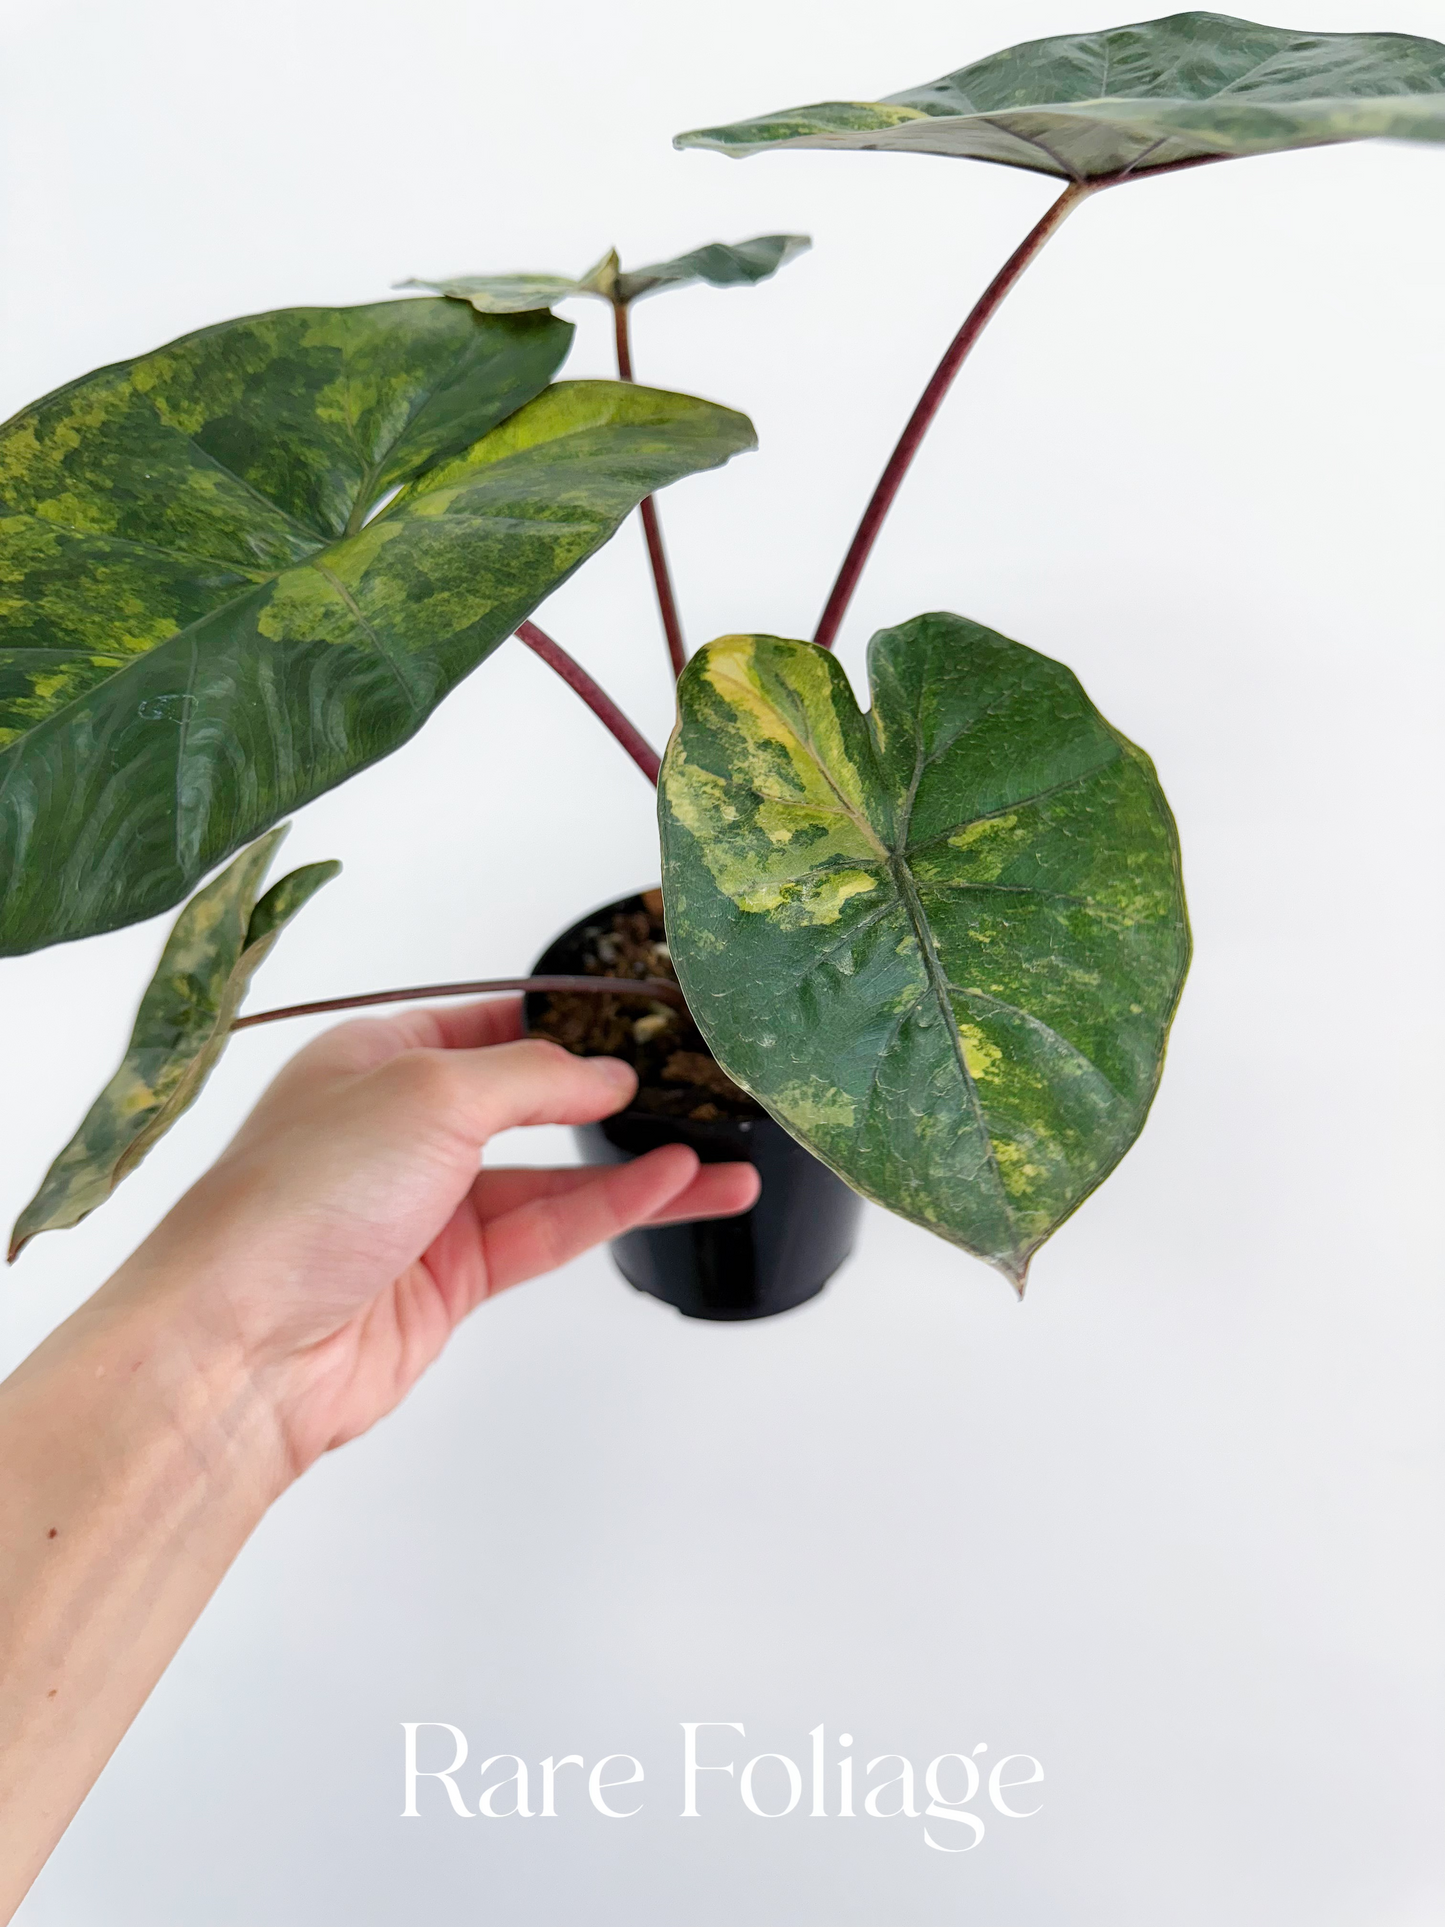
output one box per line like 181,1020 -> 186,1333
234,974 -> 685,1032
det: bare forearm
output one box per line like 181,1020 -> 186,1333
0,1264 -> 288,1921
0,1008 -> 754,1918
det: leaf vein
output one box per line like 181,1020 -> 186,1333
944,980 -> 1124,1104
903,748 -> 1120,856
311,564 -> 422,713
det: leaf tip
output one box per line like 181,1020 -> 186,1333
1003,1254 -> 1031,1300
671,129 -> 742,156
577,248 -> 621,298
6,1199 -> 52,1264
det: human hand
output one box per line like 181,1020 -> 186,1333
118,997 -> 759,1480
3,996 -> 762,1909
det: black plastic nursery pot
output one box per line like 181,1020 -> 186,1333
525,893 -> 863,1321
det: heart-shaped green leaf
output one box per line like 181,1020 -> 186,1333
0,298 -> 755,955
9,826 -> 338,1259
402,234 -> 811,313
659,615 -> 1190,1288
676,11 -> 1445,180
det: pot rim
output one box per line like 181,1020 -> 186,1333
524,885 -> 772,1139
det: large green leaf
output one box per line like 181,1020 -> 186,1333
676,11 -> 1445,180
9,826 -> 338,1259
659,615 -> 1190,1288
0,299 -> 755,955
401,234 -> 811,313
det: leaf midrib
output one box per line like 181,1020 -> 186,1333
888,849 -> 1015,1240
880,715 -> 1126,1250
703,657 -> 890,861
339,325 -> 486,536
312,563 -> 422,713
175,431 -> 335,548
737,667 -> 1127,1250
926,87 -> 1445,117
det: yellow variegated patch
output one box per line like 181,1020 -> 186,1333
0,297 -> 755,957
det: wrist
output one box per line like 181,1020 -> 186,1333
88,1248 -> 299,1510
0,1240 -> 295,1915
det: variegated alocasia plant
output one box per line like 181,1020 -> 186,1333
7,10 -> 1443,1291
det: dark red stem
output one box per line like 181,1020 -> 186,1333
233,974 -> 685,1032
614,301 -> 688,678
612,298 -> 634,381
516,619 -> 661,785
812,151 -> 1236,651
813,179 -> 1094,649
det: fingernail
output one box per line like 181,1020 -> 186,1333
594,1056 -> 636,1092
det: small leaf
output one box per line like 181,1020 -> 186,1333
614,234 -> 811,303
403,235 -> 811,311
397,251 -> 620,315
575,248 -> 622,300
0,302 -> 754,956
394,272 -> 588,315
659,615 -> 1191,1289
9,828 -> 340,1258
675,11 -> 1445,180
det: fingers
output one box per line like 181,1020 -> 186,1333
650,1160 -> 761,1224
476,1160 -> 762,1224
207,1033 -> 644,1310
286,996 -> 528,1079
255,999 -> 528,1101
473,1166 -> 615,1216
351,1037 -> 638,1161
382,997 -> 527,1054
477,1145 -> 759,1296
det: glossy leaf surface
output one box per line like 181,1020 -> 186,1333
9,827 -> 338,1258
403,235 -> 811,312
660,615 -> 1190,1287
676,11 -> 1445,180
0,297 -> 754,955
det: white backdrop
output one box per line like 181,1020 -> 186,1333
1,1 -> 1442,1920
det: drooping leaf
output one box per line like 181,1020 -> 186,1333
401,235 -> 811,313
675,12 -> 1445,180
0,296 -> 755,955
659,615 -> 1190,1288
9,826 -> 339,1258
615,234 -> 811,303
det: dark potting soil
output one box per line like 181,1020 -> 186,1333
532,891 -> 763,1123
